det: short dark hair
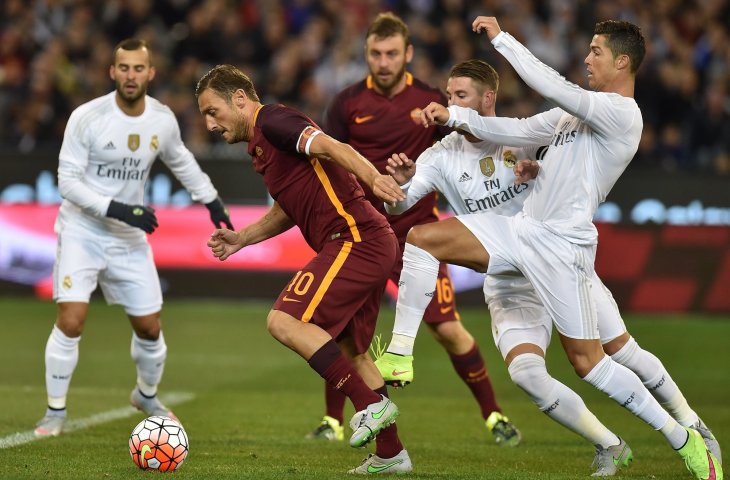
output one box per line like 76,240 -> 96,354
449,59 -> 499,93
113,38 -> 150,63
195,64 -> 260,103
594,20 -> 646,74
366,12 -> 410,47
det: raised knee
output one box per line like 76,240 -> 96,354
405,225 -> 431,250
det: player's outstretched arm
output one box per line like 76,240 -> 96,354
207,202 -> 294,261
309,133 -> 405,206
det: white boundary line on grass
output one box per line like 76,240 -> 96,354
0,391 -> 194,450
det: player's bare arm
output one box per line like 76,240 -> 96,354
471,16 -> 502,41
420,102 -> 450,127
385,153 -> 416,186
207,202 -> 294,261
309,133 -> 405,206
514,159 -> 540,185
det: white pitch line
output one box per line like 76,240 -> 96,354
0,391 -> 194,450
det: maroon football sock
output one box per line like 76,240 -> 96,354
373,386 -> 403,458
324,383 -> 346,423
308,340 -> 380,411
449,343 -> 501,418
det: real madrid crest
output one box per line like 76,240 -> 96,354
479,156 -> 495,177
128,134 -> 140,152
150,135 -> 159,152
503,149 -> 517,168
63,275 -> 72,289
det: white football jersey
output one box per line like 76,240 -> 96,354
446,32 -> 642,245
56,91 -> 218,238
388,132 -> 542,217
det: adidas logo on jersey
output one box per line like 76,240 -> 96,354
458,172 -> 472,182
103,141 -> 116,150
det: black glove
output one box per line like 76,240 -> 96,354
205,197 -> 234,229
106,200 -> 158,234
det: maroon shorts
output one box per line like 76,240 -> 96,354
390,243 -> 460,325
273,231 -> 398,354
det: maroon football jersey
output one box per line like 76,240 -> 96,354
247,104 -> 391,252
324,73 -> 447,240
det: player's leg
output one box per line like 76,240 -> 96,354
35,228 -> 101,437
268,309 -> 393,444
127,311 -> 177,419
384,217 -> 489,357
305,266 -> 385,442
594,278 -> 722,464
515,222 -> 721,478
428,319 -> 521,445
341,332 -> 411,474
270,236 -> 404,452
103,239 -> 175,419
490,277 -> 625,470
35,301 -> 87,437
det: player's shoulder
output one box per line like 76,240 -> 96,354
434,131 -> 461,150
420,131 -> 460,162
70,92 -> 114,122
409,75 -> 445,101
331,80 -> 369,104
259,103 -> 308,123
145,95 -> 177,119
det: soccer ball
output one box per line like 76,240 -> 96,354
129,415 -> 188,472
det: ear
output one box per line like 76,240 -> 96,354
109,65 -> 115,81
148,65 -> 156,82
616,54 -> 630,71
405,44 -> 414,64
233,89 -> 247,108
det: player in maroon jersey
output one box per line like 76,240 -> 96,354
307,11 -> 521,447
197,64 -> 413,474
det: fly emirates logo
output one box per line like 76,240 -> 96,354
551,123 -> 578,148
96,157 -> 149,181
462,177 -> 529,213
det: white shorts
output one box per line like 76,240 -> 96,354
53,227 -> 162,316
458,212 -> 601,340
485,273 -> 552,359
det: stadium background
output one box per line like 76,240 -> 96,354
1,0 -> 729,312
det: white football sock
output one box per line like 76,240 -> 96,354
509,353 -> 619,448
387,243 -> 439,356
45,325 -> 80,409
611,337 -> 698,427
583,355 -> 687,448
131,331 -> 167,396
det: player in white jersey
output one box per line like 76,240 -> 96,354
33,39 -> 234,438
396,19 -> 721,479
375,59 -> 722,476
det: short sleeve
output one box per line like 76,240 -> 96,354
259,105 -> 322,154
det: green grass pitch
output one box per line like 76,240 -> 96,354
0,297 -> 727,479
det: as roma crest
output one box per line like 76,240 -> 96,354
128,134 -> 140,152
479,156 -> 495,177
255,146 -> 263,157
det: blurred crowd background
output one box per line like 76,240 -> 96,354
1,0 -> 729,174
